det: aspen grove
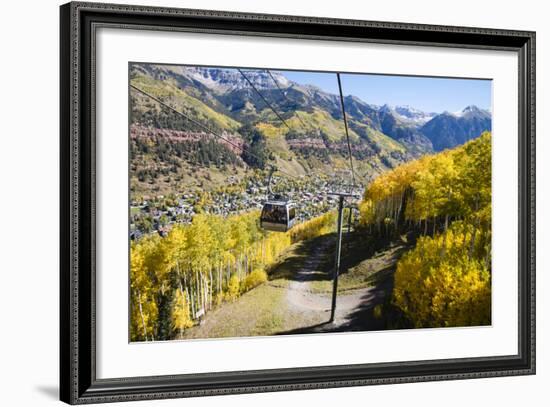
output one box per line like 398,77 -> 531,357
130,210 -> 336,341
359,132 -> 492,327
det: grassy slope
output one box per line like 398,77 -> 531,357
181,243 -> 327,339
255,108 -> 407,179
131,74 -> 241,132
303,233 -> 412,295
353,122 -> 407,153
292,109 -> 360,143
262,107 -> 406,154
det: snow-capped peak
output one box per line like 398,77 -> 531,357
182,67 -> 291,92
388,105 -> 435,124
453,105 -> 490,118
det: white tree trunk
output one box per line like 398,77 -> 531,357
137,290 -> 148,341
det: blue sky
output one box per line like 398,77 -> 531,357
278,70 -> 492,114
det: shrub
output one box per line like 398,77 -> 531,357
241,268 -> 268,292
225,274 -> 241,302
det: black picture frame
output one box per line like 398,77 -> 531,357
60,1 -> 536,404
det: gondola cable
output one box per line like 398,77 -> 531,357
336,73 -> 357,190
265,69 -> 332,159
266,71 -> 361,187
265,69 -> 310,131
237,69 -> 293,131
328,73 -> 362,322
237,69 -> 324,177
237,69 -> 311,231
261,70 -> 361,187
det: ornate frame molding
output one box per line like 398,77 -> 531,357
60,2 -> 535,404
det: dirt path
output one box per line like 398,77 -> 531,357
181,233 -> 408,339
283,236 -> 405,332
286,238 -> 333,312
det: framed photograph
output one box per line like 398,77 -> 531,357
60,1 -> 535,404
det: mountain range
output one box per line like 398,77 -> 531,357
130,64 -> 491,186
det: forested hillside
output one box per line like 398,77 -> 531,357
130,210 -> 336,341
359,132 -> 491,327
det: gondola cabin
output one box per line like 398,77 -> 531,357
260,200 -> 297,232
